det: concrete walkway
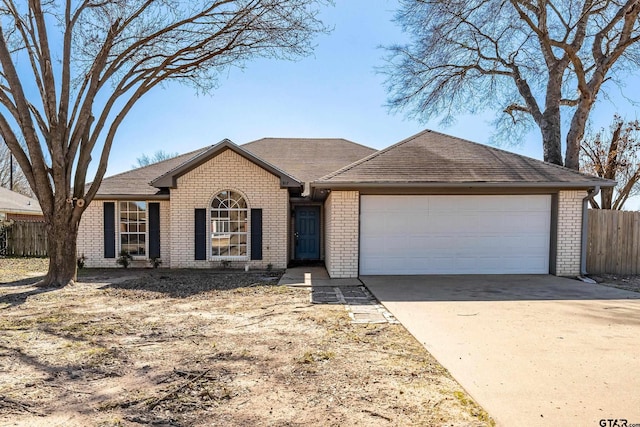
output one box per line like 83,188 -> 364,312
362,275 -> 640,427
278,266 -> 360,287
279,266 -> 396,323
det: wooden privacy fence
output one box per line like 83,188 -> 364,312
3,221 -> 48,257
587,209 -> 640,275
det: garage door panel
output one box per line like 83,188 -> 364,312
472,233 -> 548,248
360,195 -> 551,275
429,215 -> 464,230
362,256 -> 549,275
360,238 -> 391,253
394,256 -> 457,274
409,235 -> 451,252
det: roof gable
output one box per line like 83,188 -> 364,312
314,129 -> 615,189
151,139 -> 302,189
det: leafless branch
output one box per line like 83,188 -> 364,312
384,0 -> 640,168
0,0 -> 330,286
581,115 -> 640,209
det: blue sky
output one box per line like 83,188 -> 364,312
106,1 -> 639,193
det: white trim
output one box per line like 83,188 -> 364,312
209,189 -> 250,260
117,200 -> 149,259
211,256 -> 249,261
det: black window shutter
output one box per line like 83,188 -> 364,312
250,208 -> 263,260
194,208 -> 207,260
148,203 -> 160,258
103,202 -> 116,258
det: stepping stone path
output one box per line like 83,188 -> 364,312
311,285 -> 398,324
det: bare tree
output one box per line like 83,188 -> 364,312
581,116 -> 640,209
134,150 -> 178,168
0,141 -> 31,196
384,1 -> 640,169
0,0 -> 329,287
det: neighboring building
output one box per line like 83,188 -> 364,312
0,187 -> 43,224
77,130 -> 614,277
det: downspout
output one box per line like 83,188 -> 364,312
580,186 -> 600,278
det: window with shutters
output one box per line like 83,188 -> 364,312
119,201 -> 147,257
211,190 -> 248,258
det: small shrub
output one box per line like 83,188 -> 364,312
116,250 -> 133,268
266,263 -> 273,272
77,254 -> 86,269
149,257 -> 162,268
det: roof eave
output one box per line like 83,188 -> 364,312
312,181 -> 615,190
0,208 -> 43,215
92,193 -> 171,201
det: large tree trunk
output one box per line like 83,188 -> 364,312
600,187 -> 614,210
39,208 -> 80,288
540,108 -> 564,166
565,102 -> 593,170
536,70 -> 566,167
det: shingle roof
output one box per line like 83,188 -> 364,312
151,139 -> 301,189
0,187 -> 42,215
94,137 -> 371,198
314,129 -> 614,188
241,138 -> 376,184
92,147 -> 209,198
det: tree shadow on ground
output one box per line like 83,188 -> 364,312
0,285 -> 56,309
99,269 -> 283,298
0,334 -> 133,419
0,275 -> 46,288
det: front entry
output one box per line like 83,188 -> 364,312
295,206 -> 320,260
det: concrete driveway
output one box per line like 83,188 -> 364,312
362,275 -> 640,427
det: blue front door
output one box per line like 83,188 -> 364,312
295,206 -> 320,260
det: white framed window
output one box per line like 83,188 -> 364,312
119,201 -> 147,257
211,190 -> 247,258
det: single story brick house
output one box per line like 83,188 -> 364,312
77,129 -> 613,277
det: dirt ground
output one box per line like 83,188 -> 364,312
589,273 -> 640,293
0,258 -> 493,426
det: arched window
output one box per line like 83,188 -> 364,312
211,190 -> 248,257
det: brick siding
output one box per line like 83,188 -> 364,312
555,190 -> 585,276
77,199 -> 172,268
77,200 -> 112,268
169,148 -> 288,269
6,213 -> 44,223
324,190 -> 359,278
158,200 -> 171,267
78,150 -> 287,269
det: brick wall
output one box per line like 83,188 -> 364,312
324,195 -> 333,274
169,148 -> 289,269
77,200 -> 112,268
555,190 -> 585,276
77,150 -> 287,270
324,190 -> 359,278
5,213 -> 44,223
158,200 -> 171,267
77,199 -> 172,268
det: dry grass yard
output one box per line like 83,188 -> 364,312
0,258 -> 493,426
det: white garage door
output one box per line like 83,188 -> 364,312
360,195 -> 551,275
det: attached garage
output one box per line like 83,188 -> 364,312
315,129 -> 613,278
359,195 -> 551,275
